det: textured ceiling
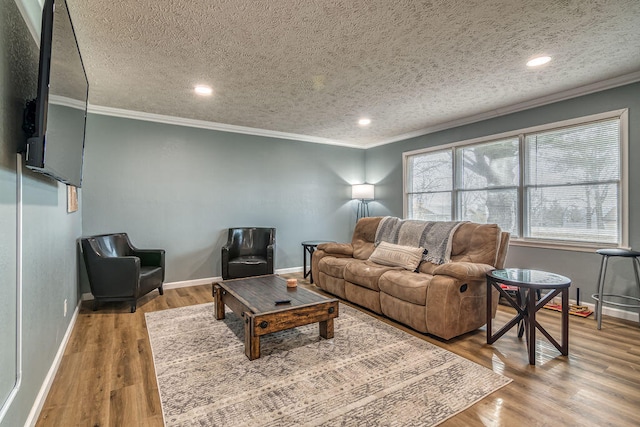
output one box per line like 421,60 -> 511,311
65,0 -> 640,148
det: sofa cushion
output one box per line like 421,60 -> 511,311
317,272 -> 347,299
378,270 -> 432,306
380,292 -> 427,333
369,241 -> 425,271
345,281 -> 382,314
344,260 -> 400,291
318,257 -> 353,279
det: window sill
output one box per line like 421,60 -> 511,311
508,239 -> 628,253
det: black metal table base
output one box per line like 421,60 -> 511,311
486,269 -> 570,365
302,240 -> 334,284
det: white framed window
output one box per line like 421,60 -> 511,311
403,109 -> 628,249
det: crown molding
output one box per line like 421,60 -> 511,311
364,71 -> 640,149
49,95 -> 86,110
88,71 -> 640,151
87,104 -> 363,149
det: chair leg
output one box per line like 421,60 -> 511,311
158,285 -> 164,295
596,255 -> 609,330
130,302 -> 137,313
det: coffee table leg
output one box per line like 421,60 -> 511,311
244,312 -> 260,360
319,318 -> 334,339
213,284 -> 225,320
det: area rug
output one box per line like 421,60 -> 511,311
145,303 -> 511,426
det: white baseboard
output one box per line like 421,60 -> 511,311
163,267 -> 304,289
546,296 -> 638,323
164,276 -> 220,290
581,300 -> 638,323
275,266 -> 304,275
82,267 -> 306,297
79,267 -> 640,323
24,300 -> 81,427
81,269 -> 636,323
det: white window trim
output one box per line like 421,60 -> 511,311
403,109 -> 629,251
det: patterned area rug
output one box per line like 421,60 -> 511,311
145,303 -> 511,426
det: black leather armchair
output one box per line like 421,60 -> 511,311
81,233 -> 165,312
222,227 -> 275,279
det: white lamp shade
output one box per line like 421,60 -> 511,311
352,184 -> 374,200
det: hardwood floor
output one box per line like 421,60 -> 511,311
36,273 -> 640,426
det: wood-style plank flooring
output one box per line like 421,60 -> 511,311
36,273 -> 640,426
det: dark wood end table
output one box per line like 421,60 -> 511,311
301,240 -> 334,284
213,274 -> 339,360
486,268 -> 571,365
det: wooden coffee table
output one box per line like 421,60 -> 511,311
212,274 -> 339,360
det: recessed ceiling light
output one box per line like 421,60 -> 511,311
526,56 -> 551,67
194,85 -> 213,96
358,118 -> 371,126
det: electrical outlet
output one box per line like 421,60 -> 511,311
64,299 -> 67,317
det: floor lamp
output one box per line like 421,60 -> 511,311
352,184 -> 374,221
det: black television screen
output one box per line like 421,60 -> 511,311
23,0 -> 88,188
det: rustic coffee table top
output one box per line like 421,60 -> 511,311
216,274 -> 336,313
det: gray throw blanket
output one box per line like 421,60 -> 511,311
374,217 -> 466,264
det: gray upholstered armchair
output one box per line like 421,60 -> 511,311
221,227 -> 275,279
81,233 -> 165,312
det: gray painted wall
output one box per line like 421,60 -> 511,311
365,82 -> 640,306
81,115 -> 365,289
0,0 -> 82,425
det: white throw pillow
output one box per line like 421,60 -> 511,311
369,241 -> 426,271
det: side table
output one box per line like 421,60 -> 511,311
486,268 -> 571,365
301,240 -> 334,284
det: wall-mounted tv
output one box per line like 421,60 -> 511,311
21,0 -> 88,188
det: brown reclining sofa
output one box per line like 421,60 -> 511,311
311,217 -> 510,340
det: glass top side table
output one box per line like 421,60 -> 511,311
486,268 -> 571,365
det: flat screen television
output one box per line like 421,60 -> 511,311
21,0 -> 88,188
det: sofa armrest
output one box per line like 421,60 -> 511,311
317,242 -> 353,256
432,262 -> 495,282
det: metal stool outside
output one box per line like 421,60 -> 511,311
591,248 -> 640,330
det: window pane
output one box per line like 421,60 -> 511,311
459,189 -> 518,236
527,184 -> 618,243
408,192 -> 452,221
526,119 -> 620,186
458,138 -> 519,189
407,150 -> 452,192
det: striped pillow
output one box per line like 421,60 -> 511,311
369,241 -> 426,271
